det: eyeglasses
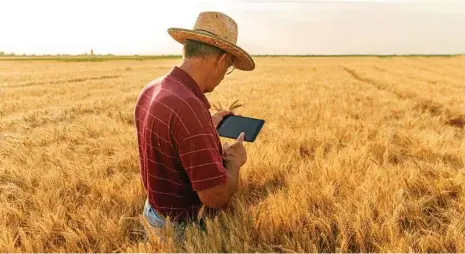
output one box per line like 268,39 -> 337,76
226,59 -> 235,75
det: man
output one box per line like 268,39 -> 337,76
134,11 -> 255,230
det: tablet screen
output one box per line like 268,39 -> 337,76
216,115 -> 265,142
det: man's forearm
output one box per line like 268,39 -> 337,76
224,161 -> 241,196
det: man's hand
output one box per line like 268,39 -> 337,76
223,132 -> 247,168
211,110 -> 233,129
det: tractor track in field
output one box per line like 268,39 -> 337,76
371,66 -> 464,89
342,66 -> 464,129
371,66 -> 429,84
5,75 -> 121,88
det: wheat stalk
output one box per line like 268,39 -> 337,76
213,99 -> 244,112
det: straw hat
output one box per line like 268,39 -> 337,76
168,11 -> 255,71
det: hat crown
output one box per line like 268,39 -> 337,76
193,12 -> 238,44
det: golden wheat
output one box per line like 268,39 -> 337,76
1,56 -> 464,252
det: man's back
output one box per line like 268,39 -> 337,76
134,67 -> 228,221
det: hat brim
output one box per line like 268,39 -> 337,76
168,28 -> 255,71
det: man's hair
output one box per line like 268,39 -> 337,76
183,39 -> 225,59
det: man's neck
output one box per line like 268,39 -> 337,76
178,58 -> 209,93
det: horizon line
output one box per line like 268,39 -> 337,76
0,53 -> 463,57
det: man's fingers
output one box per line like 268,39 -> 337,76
237,132 -> 245,143
218,110 -> 233,117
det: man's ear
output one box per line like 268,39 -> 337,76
217,52 -> 228,68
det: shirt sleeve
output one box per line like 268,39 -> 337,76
177,129 -> 228,191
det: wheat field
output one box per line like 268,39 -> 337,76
1,56 -> 464,252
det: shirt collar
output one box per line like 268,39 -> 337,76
167,66 -> 211,110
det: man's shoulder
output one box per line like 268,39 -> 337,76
159,75 -> 204,106
139,75 -> 204,114
138,75 -> 187,98
137,74 -> 210,140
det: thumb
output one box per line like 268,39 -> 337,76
237,132 -> 245,143
223,142 -> 230,150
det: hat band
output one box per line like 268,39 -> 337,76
195,29 -> 217,37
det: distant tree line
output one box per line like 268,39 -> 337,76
0,51 -> 16,56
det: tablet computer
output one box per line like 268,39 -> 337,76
216,115 -> 265,142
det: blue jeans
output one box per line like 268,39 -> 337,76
143,199 -> 166,228
142,199 -> 210,244
142,199 -> 187,244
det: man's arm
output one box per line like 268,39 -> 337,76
197,161 -> 241,208
193,133 -> 247,209
175,115 -> 247,208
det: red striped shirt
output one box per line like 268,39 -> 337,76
134,67 -> 227,221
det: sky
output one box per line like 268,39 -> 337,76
0,0 -> 464,55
